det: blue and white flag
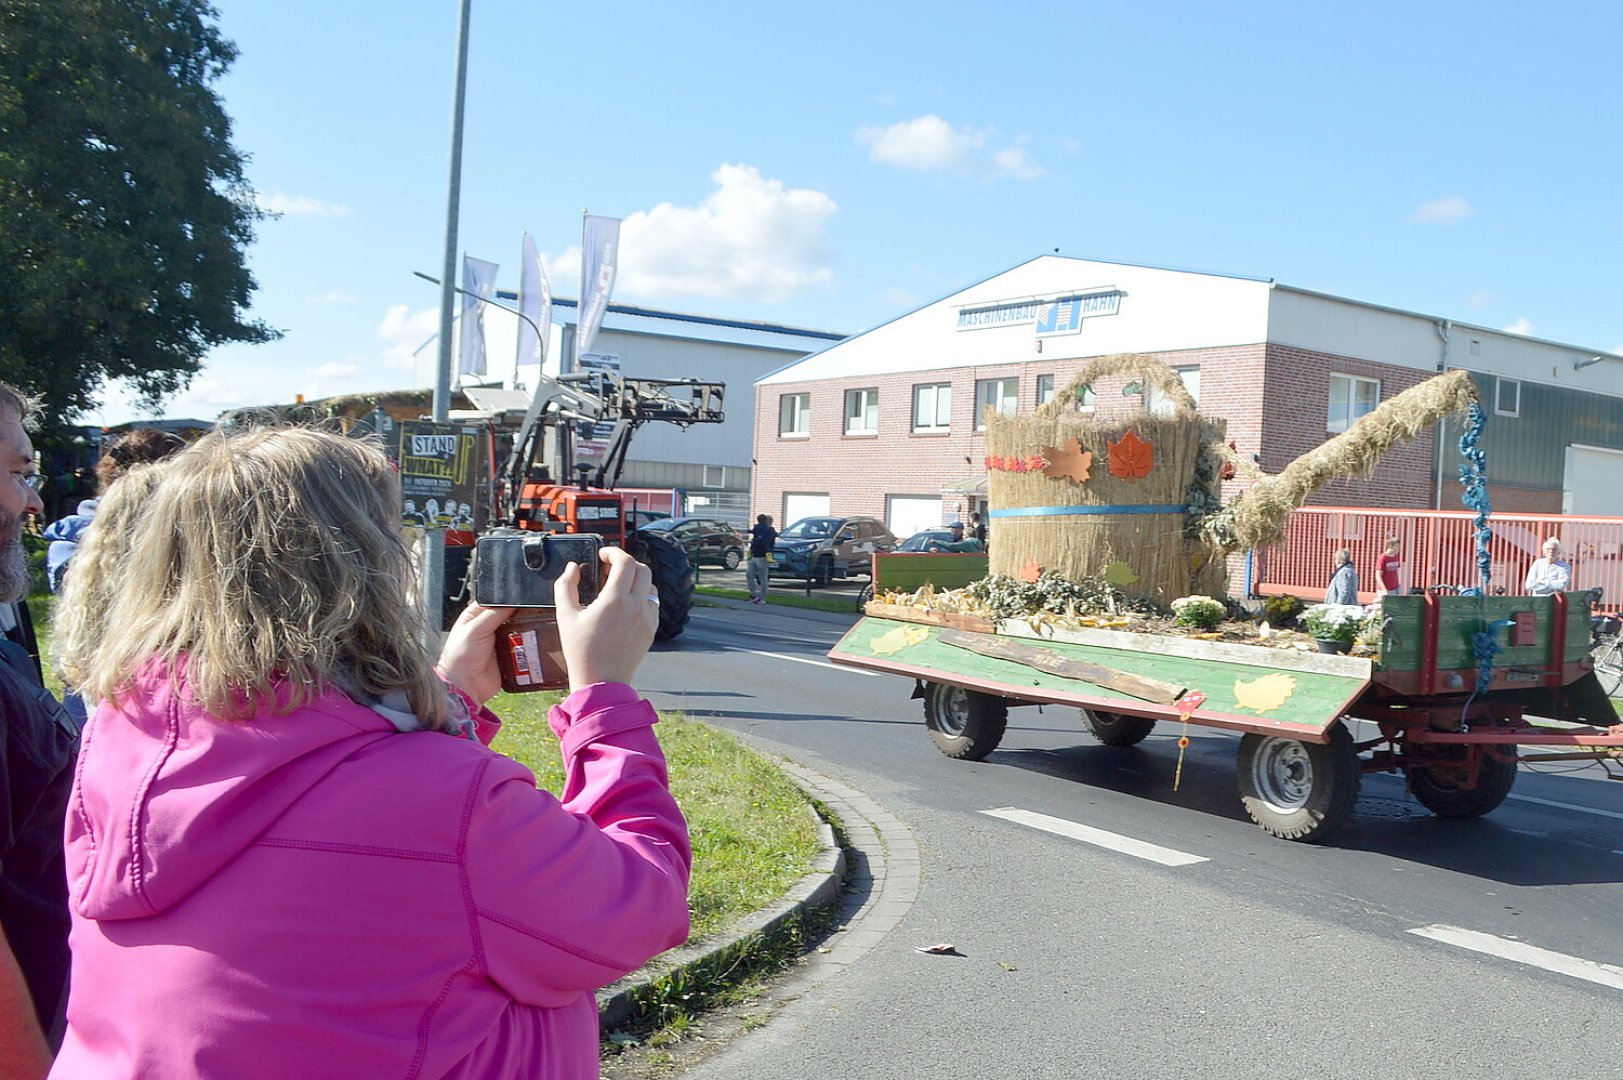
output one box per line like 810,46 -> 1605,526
459,254 -> 500,376
515,232 -> 551,373
576,214 -> 620,365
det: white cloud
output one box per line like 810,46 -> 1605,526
543,164 -> 839,304
1502,317 -> 1534,335
304,291 -> 355,304
856,115 -> 1045,179
377,305 -> 440,370
311,362 -> 361,379
1464,289 -> 1494,309
256,192 -> 352,218
1410,196 -> 1475,225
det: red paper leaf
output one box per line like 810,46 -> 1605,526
1107,429 -> 1155,479
1018,559 -> 1044,583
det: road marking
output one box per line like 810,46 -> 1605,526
1505,793 -> 1623,822
1407,925 -> 1623,991
981,807 -> 1209,867
751,650 -> 881,677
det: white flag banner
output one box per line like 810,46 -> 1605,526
576,214 -> 620,364
459,254 -> 499,376
515,232 -> 551,373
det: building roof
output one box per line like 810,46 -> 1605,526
492,291 -> 845,353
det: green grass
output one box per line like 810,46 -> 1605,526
694,584 -> 860,615
488,691 -> 822,941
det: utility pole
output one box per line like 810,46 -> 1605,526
424,0 -> 473,633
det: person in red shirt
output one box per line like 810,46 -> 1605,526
1375,536 -> 1403,597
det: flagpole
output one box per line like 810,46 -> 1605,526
425,0 -> 473,633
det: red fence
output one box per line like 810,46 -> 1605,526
1254,506 -> 1623,613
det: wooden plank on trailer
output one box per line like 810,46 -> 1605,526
938,630 -> 1185,703
860,602 -> 996,633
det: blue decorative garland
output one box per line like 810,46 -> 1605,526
1456,401 -> 1501,699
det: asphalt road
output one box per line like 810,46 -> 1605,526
638,600 -> 1623,1080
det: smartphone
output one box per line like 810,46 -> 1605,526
472,531 -> 602,609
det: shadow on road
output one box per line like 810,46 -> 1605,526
990,736 -> 1623,887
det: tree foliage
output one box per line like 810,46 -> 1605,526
0,0 -> 277,426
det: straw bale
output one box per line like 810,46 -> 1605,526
1206,369 -> 1481,551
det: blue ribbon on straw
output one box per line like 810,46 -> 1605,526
989,504 -> 1187,518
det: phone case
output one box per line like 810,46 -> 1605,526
472,532 -> 602,608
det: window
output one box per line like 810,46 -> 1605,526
913,382 -> 951,433
1495,377 -> 1520,418
1035,374 -> 1055,406
1148,366 -> 1200,417
779,392 -> 810,437
975,378 -> 1019,430
702,464 -> 726,488
844,387 -> 879,434
1327,374 -> 1379,433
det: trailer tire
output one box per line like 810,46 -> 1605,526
1082,709 -> 1156,747
630,531 -> 694,641
1237,725 -> 1359,843
923,682 -> 1008,761
1407,750 -> 1518,818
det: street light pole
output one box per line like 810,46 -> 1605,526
424,0 -> 473,634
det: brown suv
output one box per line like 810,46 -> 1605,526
771,515 -> 898,585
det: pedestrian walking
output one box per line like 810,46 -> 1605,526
1326,547 -> 1359,605
747,513 -> 777,604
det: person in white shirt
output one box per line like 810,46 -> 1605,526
1524,537 -> 1572,595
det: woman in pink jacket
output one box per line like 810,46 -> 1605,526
49,424 -> 691,1079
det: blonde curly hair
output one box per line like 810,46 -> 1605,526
58,422 -> 448,727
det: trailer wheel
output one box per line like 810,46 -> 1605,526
1081,709 -> 1156,747
630,531 -> 694,641
923,682 -> 1008,761
1407,750 -> 1518,818
1237,725 -> 1359,843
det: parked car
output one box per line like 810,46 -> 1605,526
637,515 -> 747,569
625,508 -> 670,531
772,515 -> 898,585
897,528 -> 956,552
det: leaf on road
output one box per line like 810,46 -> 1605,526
915,943 -> 963,956
997,962 -> 1018,972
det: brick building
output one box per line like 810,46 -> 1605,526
752,254 -> 1623,547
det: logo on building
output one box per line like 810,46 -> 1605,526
956,289 -> 1122,335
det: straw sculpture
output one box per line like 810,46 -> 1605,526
985,354 -> 1227,604
1204,369 -> 1481,552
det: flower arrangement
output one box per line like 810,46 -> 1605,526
1171,595 -> 1226,630
1301,603 -> 1368,642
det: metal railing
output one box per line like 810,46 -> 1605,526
1254,506 -> 1623,612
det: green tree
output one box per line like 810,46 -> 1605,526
0,0 -> 277,426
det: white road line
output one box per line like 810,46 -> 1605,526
1505,793 -> 1623,821
751,650 -> 881,677
1407,925 -> 1623,991
981,807 -> 1209,867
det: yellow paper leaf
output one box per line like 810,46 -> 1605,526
1102,560 -> 1138,586
872,625 -> 929,655
1232,672 -> 1297,713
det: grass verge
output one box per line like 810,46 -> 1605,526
694,584 -> 859,615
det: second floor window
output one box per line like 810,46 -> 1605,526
779,392 -> 810,437
913,382 -> 951,433
1327,374 -> 1379,433
844,387 -> 879,434
975,378 -> 1019,429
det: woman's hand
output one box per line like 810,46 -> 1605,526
554,547 -> 658,693
437,601 -> 517,705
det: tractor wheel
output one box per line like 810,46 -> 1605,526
1237,724 -> 1360,843
1407,749 -> 1518,818
923,682 -> 1008,761
630,531 -> 694,641
1081,708 -> 1156,747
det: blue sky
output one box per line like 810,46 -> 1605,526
97,0 -> 1623,424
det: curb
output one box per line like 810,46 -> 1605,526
596,793 -> 848,1030
692,591 -> 864,627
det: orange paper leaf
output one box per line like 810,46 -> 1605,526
1040,437 -> 1093,483
1107,429 -> 1155,479
1018,559 -> 1044,583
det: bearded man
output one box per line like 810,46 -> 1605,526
0,381 -> 75,1079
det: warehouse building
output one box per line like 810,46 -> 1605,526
753,254 -> 1623,541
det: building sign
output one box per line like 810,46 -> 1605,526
956,289 -> 1122,335
577,351 -> 621,373
397,421 -> 481,530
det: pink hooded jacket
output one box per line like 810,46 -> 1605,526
49,675 -> 691,1079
